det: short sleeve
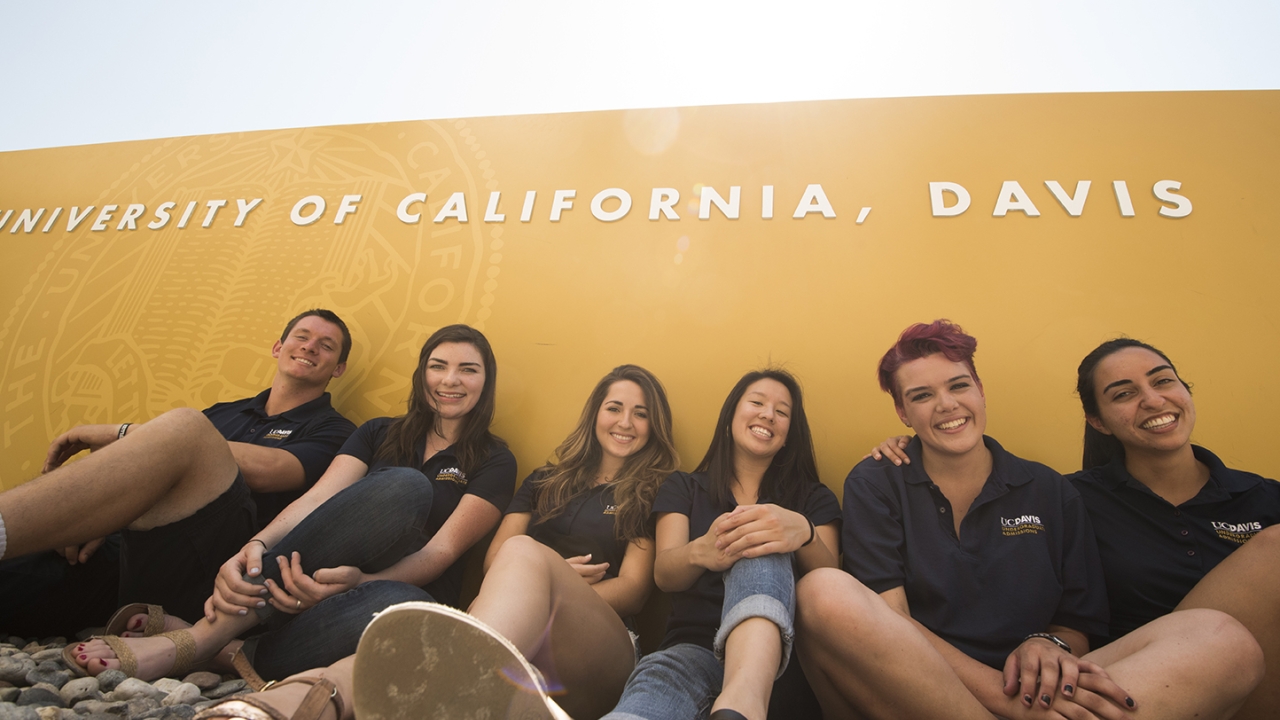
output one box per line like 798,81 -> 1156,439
278,414 -> 357,486
1051,486 -> 1110,638
842,460 -> 909,593
464,444 -> 518,511
652,472 -> 696,516
803,483 -> 842,527
337,418 -> 390,465
506,470 -> 543,515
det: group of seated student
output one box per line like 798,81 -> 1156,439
0,316 -> 1274,720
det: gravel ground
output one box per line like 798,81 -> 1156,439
0,636 -> 250,720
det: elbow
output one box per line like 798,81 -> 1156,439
653,570 -> 687,594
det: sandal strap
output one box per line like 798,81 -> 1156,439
105,603 -> 168,637
273,677 -> 344,720
158,629 -> 197,676
140,604 -> 167,636
96,635 -> 138,677
232,648 -> 270,692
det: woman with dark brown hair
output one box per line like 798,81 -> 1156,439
189,364 -> 679,720
68,324 -> 517,686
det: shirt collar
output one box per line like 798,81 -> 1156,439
901,435 -> 1034,490
241,388 -> 333,421
1101,445 -> 1259,503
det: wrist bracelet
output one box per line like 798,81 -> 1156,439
1024,633 -> 1072,655
117,423 -> 131,439
249,539 -> 268,550
801,519 -> 816,547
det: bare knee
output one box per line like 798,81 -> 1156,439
797,569 -> 882,644
1246,524 -> 1280,557
492,534 -> 558,570
1169,609 -> 1266,691
152,406 -> 217,433
1203,610 -> 1266,690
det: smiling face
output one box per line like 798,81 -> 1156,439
1087,346 -> 1195,456
730,378 -> 792,461
271,315 -> 347,385
894,353 -> 986,458
594,380 -> 652,463
424,342 -> 486,421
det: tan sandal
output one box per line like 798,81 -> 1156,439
231,647 -> 270,692
61,629 -> 197,680
193,676 -> 344,720
352,601 -> 571,720
104,603 -> 169,636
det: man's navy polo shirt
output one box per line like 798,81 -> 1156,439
1069,446 -> 1280,644
653,470 -> 841,652
203,389 -> 356,525
338,417 -> 517,607
843,436 -> 1109,668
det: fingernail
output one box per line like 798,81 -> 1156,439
256,601 -> 265,608
1023,694 -> 1032,705
1063,684 -> 1074,695
238,609 -> 248,615
1126,697 -> 1135,708
1041,694 -> 1051,706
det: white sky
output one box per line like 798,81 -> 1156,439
1,1 -> 1277,152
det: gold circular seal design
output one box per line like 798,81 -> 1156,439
0,120 -> 504,487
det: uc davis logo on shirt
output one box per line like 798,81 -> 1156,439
435,467 -> 467,486
1211,520 -> 1263,544
1001,515 -> 1044,536
263,428 -> 293,440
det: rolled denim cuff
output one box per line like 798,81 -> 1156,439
713,593 -> 794,679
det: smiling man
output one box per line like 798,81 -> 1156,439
0,309 -> 357,630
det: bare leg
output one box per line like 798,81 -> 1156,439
712,618 -> 781,719
0,408 -> 239,558
1085,608 -> 1262,720
795,569 -> 993,720
468,535 -> 634,719
1173,524 -> 1280,720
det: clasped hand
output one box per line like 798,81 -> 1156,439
699,504 -> 809,572
205,541 -> 365,620
1000,638 -> 1136,720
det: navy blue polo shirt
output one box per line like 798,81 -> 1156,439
507,471 -> 632,582
654,470 -> 841,652
1069,446 -> 1280,644
843,436 -> 1109,668
339,417 -> 517,606
203,389 -> 356,526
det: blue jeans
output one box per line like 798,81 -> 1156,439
605,554 -> 796,720
239,467 -> 435,679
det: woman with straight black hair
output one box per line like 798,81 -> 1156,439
602,368 -> 841,720
67,324 -> 517,686
1070,338 -> 1280,720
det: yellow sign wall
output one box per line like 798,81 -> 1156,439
1,91 -> 1277,491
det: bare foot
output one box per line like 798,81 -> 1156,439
70,635 -> 183,680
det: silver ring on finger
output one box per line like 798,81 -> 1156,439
295,599 -> 302,610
